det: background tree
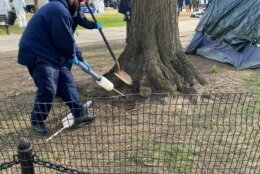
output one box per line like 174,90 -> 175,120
109,0 -> 206,94
34,0 -> 39,11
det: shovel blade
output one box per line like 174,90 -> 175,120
114,71 -> 133,85
62,113 -> 75,128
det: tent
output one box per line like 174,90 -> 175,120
186,0 -> 260,69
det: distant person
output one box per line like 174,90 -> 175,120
0,0 -> 10,16
92,0 -> 105,13
185,0 -> 191,12
178,0 -> 183,12
192,0 -> 198,12
13,0 -> 27,27
118,0 -> 131,43
111,0 -> 118,9
104,0 -> 109,7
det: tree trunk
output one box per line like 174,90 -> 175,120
34,0 -> 39,11
109,0 -> 206,94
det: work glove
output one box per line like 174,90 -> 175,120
70,56 -> 79,65
81,59 -> 91,71
96,22 -> 102,30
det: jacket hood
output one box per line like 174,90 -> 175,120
49,0 -> 69,10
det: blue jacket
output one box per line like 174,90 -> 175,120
18,0 -> 81,67
185,0 -> 191,5
72,7 -> 97,32
118,0 -> 131,15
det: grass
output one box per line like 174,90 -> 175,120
209,65 -> 220,73
83,12 -> 125,28
0,13 -> 33,35
0,10 -> 125,35
128,144 -> 195,173
242,75 -> 260,101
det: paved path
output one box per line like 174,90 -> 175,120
0,18 -> 199,55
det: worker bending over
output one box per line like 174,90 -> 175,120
18,0 -> 99,135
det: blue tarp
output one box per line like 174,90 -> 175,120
186,0 -> 260,69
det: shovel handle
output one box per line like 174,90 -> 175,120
78,61 -> 101,81
85,2 -> 118,63
46,127 -> 66,142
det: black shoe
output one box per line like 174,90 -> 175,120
31,122 -> 49,135
71,102 -> 96,128
74,113 -> 96,125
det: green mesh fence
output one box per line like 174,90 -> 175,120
0,93 -> 259,174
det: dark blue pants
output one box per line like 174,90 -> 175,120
29,62 -> 84,124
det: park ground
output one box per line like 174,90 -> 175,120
0,10 -> 259,174
0,10 -> 259,101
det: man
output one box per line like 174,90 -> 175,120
18,0 -> 96,135
185,0 -> 191,12
93,0 -> 105,13
0,0 -> 10,16
13,0 -> 27,27
118,0 -> 131,43
192,0 -> 199,12
178,0 -> 183,12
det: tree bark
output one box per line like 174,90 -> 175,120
34,0 -> 39,11
108,0 -> 206,94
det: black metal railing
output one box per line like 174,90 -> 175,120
0,93 -> 259,173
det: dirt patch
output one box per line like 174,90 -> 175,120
188,55 -> 260,94
0,45 -> 259,101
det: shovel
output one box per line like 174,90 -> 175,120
77,61 -> 125,96
46,113 -> 75,142
46,101 -> 93,142
85,2 -> 133,85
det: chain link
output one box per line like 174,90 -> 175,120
0,155 -> 19,170
33,155 -> 92,174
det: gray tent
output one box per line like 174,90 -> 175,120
186,0 -> 260,69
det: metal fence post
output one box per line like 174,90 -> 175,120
17,137 -> 35,174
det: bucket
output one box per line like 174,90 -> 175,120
7,11 -> 17,25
